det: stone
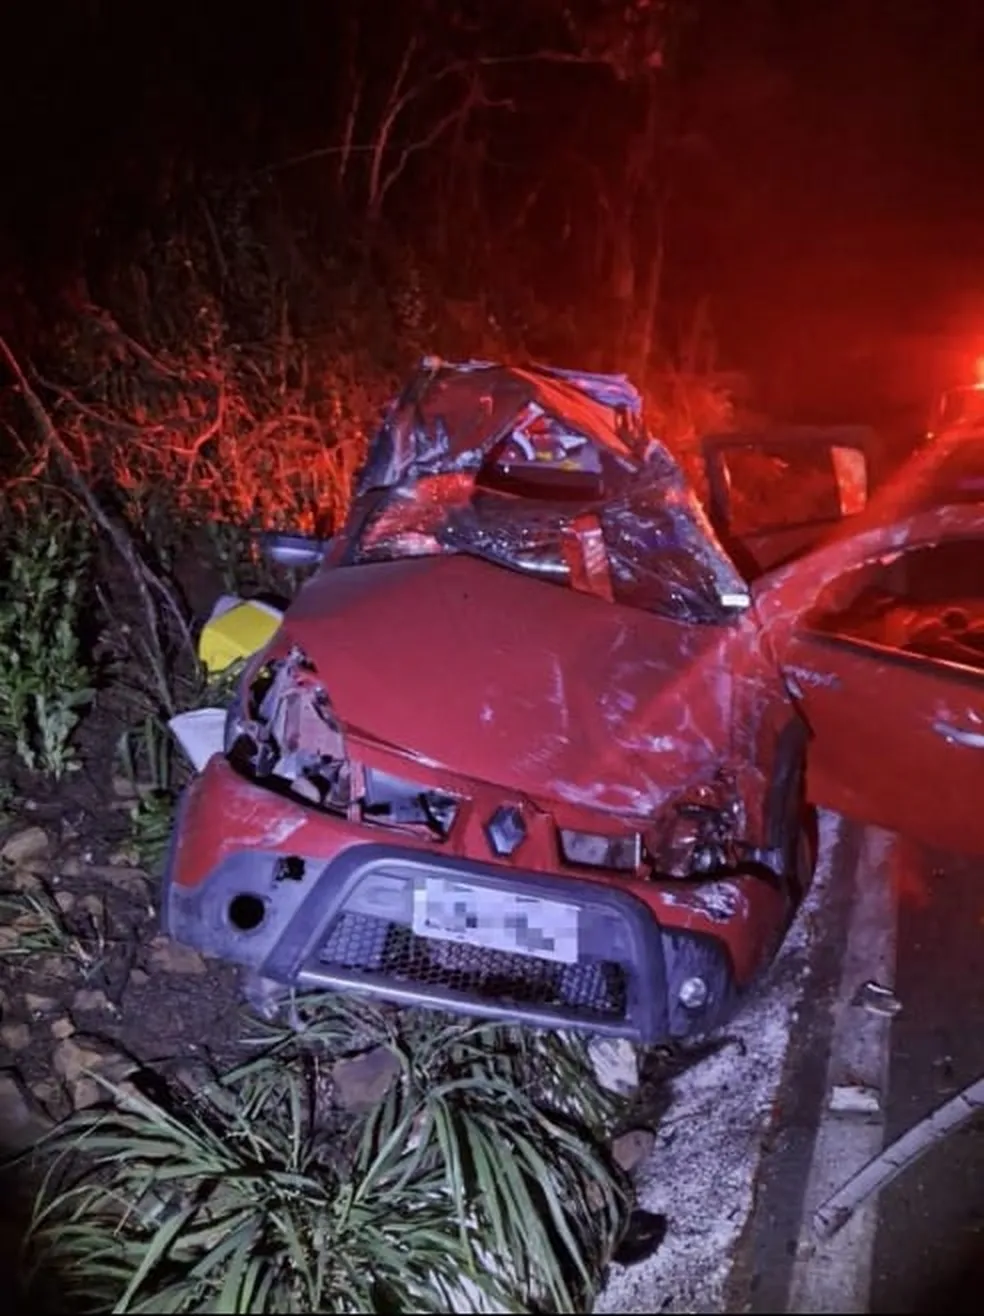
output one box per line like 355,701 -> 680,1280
147,935 -> 207,975
611,1127 -> 657,1175
0,1072 -> 48,1150
1,1021 -> 31,1051
30,1078 -> 65,1116
50,1017 -> 76,1041
52,1036 -> 106,1085
332,1046 -> 402,1113
72,988 -> 112,1013
8,866 -> 42,893
24,993 -> 59,1016
59,856 -> 84,878
79,893 -> 104,920
69,1076 -> 104,1110
54,890 -> 76,913
1,826 -> 50,867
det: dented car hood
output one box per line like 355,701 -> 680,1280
281,553 -> 740,817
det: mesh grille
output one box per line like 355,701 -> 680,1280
317,910 -> 628,1021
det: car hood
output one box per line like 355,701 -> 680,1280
280,554 -> 741,818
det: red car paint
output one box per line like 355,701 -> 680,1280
162,362 -> 984,1043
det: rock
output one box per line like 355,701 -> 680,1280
611,1128 -> 656,1175
50,1017 -> 76,1041
30,1078 -> 66,1117
8,867 -> 43,893
54,890 -> 76,913
109,844 -> 140,867
24,993 -> 59,1016
79,893 -> 104,920
1,826 -> 50,867
52,1037 -> 106,1085
72,988 -> 112,1014
0,1072 -> 49,1151
60,856 -> 84,878
147,935 -> 207,976
129,968 -> 150,987
90,864 -> 150,893
0,1022 -> 31,1051
69,1076 -> 104,1110
332,1046 -> 402,1113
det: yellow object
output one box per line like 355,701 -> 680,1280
198,598 -> 284,674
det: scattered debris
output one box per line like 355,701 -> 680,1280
853,979 -> 902,1017
814,1072 -> 984,1241
590,1038 -> 641,1095
829,1082 -> 882,1115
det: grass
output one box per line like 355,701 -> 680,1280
18,998 -> 630,1314
0,882 -> 108,980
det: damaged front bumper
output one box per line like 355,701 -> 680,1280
163,757 -> 789,1044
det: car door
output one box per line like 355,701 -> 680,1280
701,428 -> 875,575
769,525 -> 984,854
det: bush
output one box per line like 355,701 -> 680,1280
0,489 -> 93,777
22,999 -> 629,1314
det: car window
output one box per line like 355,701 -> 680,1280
720,443 -> 866,538
807,537 -> 984,671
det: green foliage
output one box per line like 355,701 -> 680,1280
0,880 -> 107,977
22,998 -> 629,1314
0,492 -> 93,777
117,716 -> 181,874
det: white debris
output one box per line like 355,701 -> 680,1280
589,1037 -> 641,1095
595,810 -> 843,1314
829,1084 -> 882,1116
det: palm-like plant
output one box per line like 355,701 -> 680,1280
20,997 -> 631,1313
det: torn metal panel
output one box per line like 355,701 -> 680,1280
345,358 -> 749,624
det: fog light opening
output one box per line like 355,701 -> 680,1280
228,893 -> 266,932
678,975 -> 709,1011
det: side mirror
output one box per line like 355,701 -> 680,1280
258,532 -> 331,570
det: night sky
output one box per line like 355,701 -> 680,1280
3,0 -> 984,424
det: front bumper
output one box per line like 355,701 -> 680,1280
162,760 -> 784,1044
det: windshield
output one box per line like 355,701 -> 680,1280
339,360 -> 749,624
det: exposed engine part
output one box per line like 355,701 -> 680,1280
228,648 -> 459,838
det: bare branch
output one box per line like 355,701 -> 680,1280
0,336 -> 196,715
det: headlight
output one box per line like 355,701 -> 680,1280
558,828 -> 642,873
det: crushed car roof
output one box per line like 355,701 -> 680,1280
345,358 -> 751,621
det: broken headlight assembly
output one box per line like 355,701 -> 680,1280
650,775 -> 746,879
225,646 -> 459,838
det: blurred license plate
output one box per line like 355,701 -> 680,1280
412,878 -> 579,964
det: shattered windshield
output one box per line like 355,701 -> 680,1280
341,359 -> 749,624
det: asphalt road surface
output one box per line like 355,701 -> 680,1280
870,843 -> 984,1313
742,825 -> 984,1314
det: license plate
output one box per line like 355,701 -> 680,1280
412,878 -> 579,965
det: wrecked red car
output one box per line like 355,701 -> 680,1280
162,359 -> 983,1044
